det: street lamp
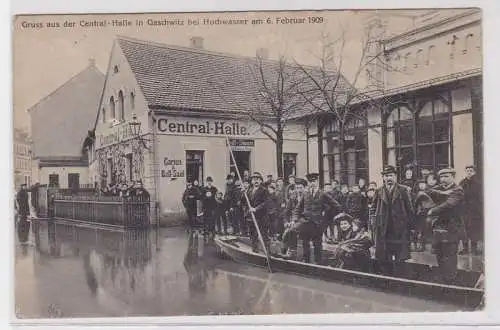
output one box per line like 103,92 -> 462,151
129,113 -> 150,150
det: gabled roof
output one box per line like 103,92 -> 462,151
116,36 -> 351,120
29,63 -> 105,158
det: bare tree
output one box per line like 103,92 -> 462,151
210,55 -> 306,178
295,21 -> 402,184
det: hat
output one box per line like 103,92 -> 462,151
250,172 -> 263,180
206,176 -> 213,182
306,173 -> 319,181
333,212 -> 354,224
437,168 -> 456,176
465,165 -> 476,170
381,165 -> 397,175
226,174 -> 233,180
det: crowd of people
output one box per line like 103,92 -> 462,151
181,164 -> 483,281
96,180 -> 151,199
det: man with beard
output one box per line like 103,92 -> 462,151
373,165 -> 415,273
182,181 -> 200,232
201,177 -> 218,240
427,168 -> 465,281
294,173 -> 341,264
247,172 -> 270,252
459,165 -> 483,255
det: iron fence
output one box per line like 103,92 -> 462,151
53,195 -> 150,229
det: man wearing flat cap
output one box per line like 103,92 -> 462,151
247,172 -> 270,252
459,165 -> 483,255
293,173 -> 342,264
373,165 -> 415,271
427,167 -> 465,281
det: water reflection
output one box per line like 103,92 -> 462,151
19,221 -> 461,317
16,220 -> 31,257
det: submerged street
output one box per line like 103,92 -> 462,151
15,220 -> 461,318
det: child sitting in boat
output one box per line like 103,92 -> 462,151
329,213 -> 372,271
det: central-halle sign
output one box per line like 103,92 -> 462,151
157,118 -> 250,136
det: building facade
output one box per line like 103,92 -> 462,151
14,128 -> 32,188
88,37 -> 309,225
28,60 -> 105,188
309,9 -> 482,186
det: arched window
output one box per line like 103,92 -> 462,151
118,90 -> 124,121
130,91 -> 135,110
385,97 -> 451,177
427,45 -> 436,65
463,33 -> 474,54
403,52 -> 411,71
101,107 -> 106,123
109,96 -> 115,119
324,114 -> 368,186
415,49 -> 423,68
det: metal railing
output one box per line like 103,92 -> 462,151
53,195 -> 150,229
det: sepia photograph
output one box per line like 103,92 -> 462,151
12,7 -> 485,320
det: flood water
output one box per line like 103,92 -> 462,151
14,220 -> 462,318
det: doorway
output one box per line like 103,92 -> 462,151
230,151 -> 251,176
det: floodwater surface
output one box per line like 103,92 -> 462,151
14,220 -> 463,318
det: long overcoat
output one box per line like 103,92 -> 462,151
373,183 -> 415,262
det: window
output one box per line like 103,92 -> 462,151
126,153 -> 133,181
110,96 -> 115,119
49,174 -> 59,187
107,158 -> 115,185
415,49 -> 423,68
403,52 -> 411,71
427,45 -> 436,65
130,92 -> 135,110
385,98 -> 451,177
118,91 -> 125,121
68,173 -> 80,191
324,115 -> 368,186
463,33 -> 474,54
186,151 -> 204,185
283,153 -> 297,179
102,107 -> 106,123
113,65 -> 119,73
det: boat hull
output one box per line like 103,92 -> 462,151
215,236 -> 483,309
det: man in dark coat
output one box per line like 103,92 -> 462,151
427,168 -> 465,281
458,165 -> 483,255
30,183 -> 40,217
247,172 -> 270,252
373,165 -> 415,270
294,173 -> 342,264
182,181 -> 200,231
201,177 -> 218,240
223,174 -> 235,234
16,184 -> 30,223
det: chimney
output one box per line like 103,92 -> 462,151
256,48 -> 269,60
190,36 -> 204,49
88,58 -> 96,67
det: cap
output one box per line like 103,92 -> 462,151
465,165 -> 476,170
226,174 -> 233,180
437,168 -> 456,176
333,212 -> 354,223
206,176 -> 214,182
381,165 -> 397,175
295,178 -> 308,186
250,172 -> 263,180
306,173 -> 320,181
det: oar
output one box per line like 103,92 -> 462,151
225,135 -> 273,273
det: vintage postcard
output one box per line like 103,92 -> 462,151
12,8 -> 484,320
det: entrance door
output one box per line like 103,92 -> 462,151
230,151 -> 251,176
186,150 -> 204,184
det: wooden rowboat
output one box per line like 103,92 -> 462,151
214,235 -> 484,309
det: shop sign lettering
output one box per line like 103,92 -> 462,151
157,118 -> 250,136
98,125 -> 134,148
161,157 -> 185,178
